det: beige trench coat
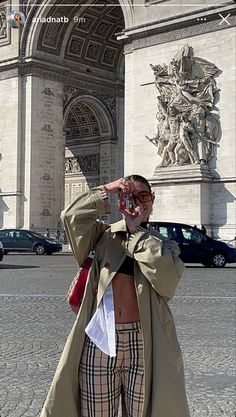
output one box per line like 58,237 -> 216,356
40,188 -> 190,417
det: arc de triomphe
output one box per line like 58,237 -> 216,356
0,0 -> 235,239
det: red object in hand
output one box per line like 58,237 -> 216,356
68,255 -> 94,314
118,191 -> 134,213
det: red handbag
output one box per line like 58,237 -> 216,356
67,253 -> 94,314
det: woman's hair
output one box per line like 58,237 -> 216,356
124,174 -> 152,193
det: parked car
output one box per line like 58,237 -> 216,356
0,229 -> 62,255
0,240 -> 4,261
150,222 -> 236,267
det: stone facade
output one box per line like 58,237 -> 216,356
122,3 -> 236,239
0,0 -> 235,238
0,0 -> 125,231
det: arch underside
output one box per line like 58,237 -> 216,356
64,96 -> 115,209
65,95 -> 114,143
25,0 -> 126,78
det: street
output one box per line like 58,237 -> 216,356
0,254 -> 235,417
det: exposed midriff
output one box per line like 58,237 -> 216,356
112,273 -> 140,323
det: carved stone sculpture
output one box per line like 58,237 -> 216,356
146,45 -> 221,167
0,8 -> 7,38
65,154 -> 99,174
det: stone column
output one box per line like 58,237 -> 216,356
0,69 -> 64,231
26,75 -> 64,232
0,73 -> 23,228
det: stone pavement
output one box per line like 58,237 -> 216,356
0,254 -> 235,417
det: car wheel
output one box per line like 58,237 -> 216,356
212,253 -> 226,268
34,244 -> 46,255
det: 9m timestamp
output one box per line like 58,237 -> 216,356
32,16 -> 86,24
74,16 -> 86,23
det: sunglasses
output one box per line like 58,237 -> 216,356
132,191 -> 154,204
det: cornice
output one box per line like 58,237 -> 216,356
123,5 -> 236,53
0,59 -> 124,97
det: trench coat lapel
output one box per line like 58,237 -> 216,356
96,269 -> 117,306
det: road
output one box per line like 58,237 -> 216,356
0,253 -> 235,417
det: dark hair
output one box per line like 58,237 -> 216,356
124,174 -> 152,193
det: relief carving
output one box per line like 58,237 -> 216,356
86,42 -> 102,60
146,45 -> 221,167
41,124 -> 54,135
0,7 -> 7,39
63,86 -> 80,106
101,94 -> 116,120
65,154 -> 99,174
40,208 -> 52,217
41,87 -> 54,96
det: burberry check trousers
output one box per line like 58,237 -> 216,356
79,322 -> 144,417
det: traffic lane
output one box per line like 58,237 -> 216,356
1,253 -> 236,268
0,254 -> 235,298
0,253 -> 78,296
0,252 -> 76,267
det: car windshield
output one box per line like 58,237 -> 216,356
30,232 -> 46,239
182,227 -> 205,243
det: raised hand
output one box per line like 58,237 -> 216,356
104,178 -> 135,194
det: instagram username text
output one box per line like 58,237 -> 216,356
32,16 -> 86,23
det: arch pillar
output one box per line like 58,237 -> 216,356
0,71 -> 23,229
27,73 -> 65,231
0,67 -> 65,232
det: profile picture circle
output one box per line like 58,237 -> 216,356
7,10 -> 25,28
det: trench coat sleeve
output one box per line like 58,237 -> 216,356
61,188 -> 111,266
127,228 -> 185,299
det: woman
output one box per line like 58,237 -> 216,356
40,175 -> 190,417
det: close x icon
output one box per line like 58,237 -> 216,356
218,13 -> 231,26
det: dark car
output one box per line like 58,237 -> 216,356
0,240 -> 3,261
0,229 -> 62,255
150,222 -> 236,267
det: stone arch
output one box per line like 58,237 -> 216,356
64,94 -> 115,139
13,0 -> 126,230
21,0 -> 131,73
63,94 -> 118,217
20,0 -> 133,57
118,0 -> 134,28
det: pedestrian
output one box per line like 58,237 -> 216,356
40,175 -> 190,417
45,228 -> 50,238
56,229 -> 60,242
201,224 -> 207,234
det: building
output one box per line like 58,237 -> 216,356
0,0 -> 235,239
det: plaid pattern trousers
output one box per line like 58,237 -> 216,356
79,322 -> 144,417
